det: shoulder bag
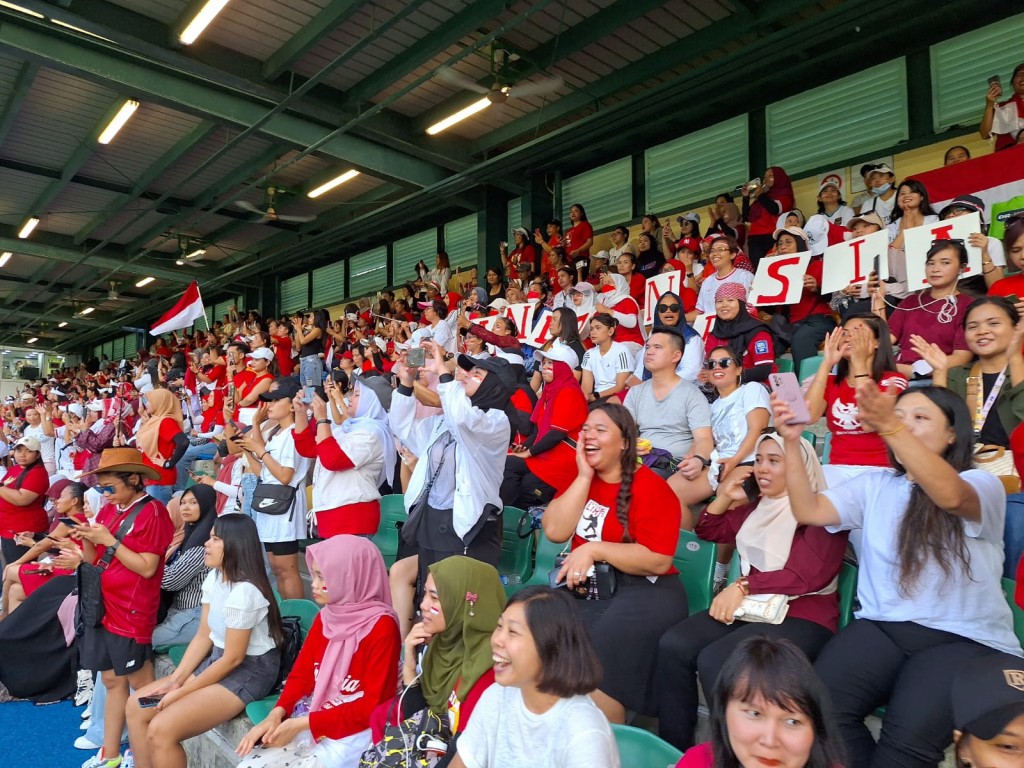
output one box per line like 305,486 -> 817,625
251,424 -> 298,518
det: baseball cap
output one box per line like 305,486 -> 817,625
939,194 -> 986,223
803,214 -> 830,256
773,225 -> 810,245
249,347 -> 275,362
46,476 -> 72,500
14,436 -> 40,452
953,653 -> 1024,740
534,341 -> 579,369
512,227 -> 529,237
86,400 -> 105,412
868,163 -> 895,176
817,180 -> 841,195
674,236 -> 701,254
592,249 -> 610,262
847,211 -> 886,230
258,377 -> 303,401
677,212 -> 701,224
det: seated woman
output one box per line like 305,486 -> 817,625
543,402 -> 687,723
704,284 -> 776,383
675,636 -> 845,768
873,239 -> 975,379
236,536 -> 400,768
669,346 -> 772,510
126,514 -> 284,768
628,291 -> 703,385
152,484 -> 217,649
804,314 -> 907,486
989,215 -> 1024,301
450,587 -> 619,768
913,296 -> 1024,476
2,479 -> 87,615
372,556 -> 506,766
530,307 -> 585,390
775,385 -> 1021,768
581,314 -> 634,403
502,344 -> 588,509
657,432 -> 847,751
595,273 -> 645,351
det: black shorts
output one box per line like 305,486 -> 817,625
78,625 -> 153,676
263,540 -> 299,556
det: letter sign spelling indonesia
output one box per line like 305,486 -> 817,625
820,229 -> 889,295
643,270 -> 682,325
749,252 -> 812,307
903,212 -> 983,289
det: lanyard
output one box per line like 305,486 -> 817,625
970,366 -> 1007,436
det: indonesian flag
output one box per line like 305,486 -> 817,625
150,281 -> 205,336
912,144 -> 1024,226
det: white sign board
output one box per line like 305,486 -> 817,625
904,213 -> 983,289
820,229 -> 889,295
691,313 -> 717,343
643,271 -> 685,325
749,252 -> 813,307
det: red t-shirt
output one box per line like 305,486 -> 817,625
628,273 -> 646,307
203,364 -> 227,389
564,222 -> 593,259
569,466 -> 680,574
0,463 -> 49,537
675,742 -> 713,768
273,335 -> 294,376
509,244 -> 537,275
142,417 -> 183,486
276,614 -> 399,742
526,389 -> 589,492
990,274 -> 1024,301
95,497 -> 174,643
825,372 -> 907,466
786,258 -> 832,324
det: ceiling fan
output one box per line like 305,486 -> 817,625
435,46 -> 564,106
235,186 -> 316,224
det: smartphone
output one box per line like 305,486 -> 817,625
769,372 -> 812,425
407,347 -> 426,367
302,386 -> 314,404
742,474 -> 761,503
58,517 -> 79,528
871,254 -> 879,276
548,569 -> 567,590
989,75 -> 1002,88
1007,294 -> 1020,305
137,695 -> 164,709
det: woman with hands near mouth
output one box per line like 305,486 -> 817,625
656,431 -> 846,752
773,383 -> 1020,768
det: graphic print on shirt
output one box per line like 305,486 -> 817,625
313,662 -> 365,709
831,398 -> 860,432
576,499 -> 610,541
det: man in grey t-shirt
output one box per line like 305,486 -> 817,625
624,329 -> 712,465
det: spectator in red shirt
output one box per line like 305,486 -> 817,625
980,63 -> 1024,151
565,203 -> 594,283
0,435 -> 50,566
136,389 -> 189,506
236,535 -> 400,764
501,227 -> 538,282
533,220 -> 563,281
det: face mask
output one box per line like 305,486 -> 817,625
871,183 -> 892,196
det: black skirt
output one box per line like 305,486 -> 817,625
576,573 -> 688,715
0,575 -> 78,703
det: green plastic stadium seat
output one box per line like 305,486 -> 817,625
801,430 -> 817,450
611,724 -> 683,767
279,598 -> 320,635
776,357 -> 794,373
673,530 -> 718,614
821,431 -> 833,464
372,494 -> 408,567
245,696 -> 278,725
524,532 -> 566,589
838,562 -> 857,629
798,354 -> 825,383
1002,577 -> 1024,645
167,644 -> 188,667
498,506 -> 537,595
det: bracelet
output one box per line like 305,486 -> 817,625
853,374 -> 870,378
259,451 -> 269,461
876,424 -> 906,437
734,577 -> 750,596
316,419 -> 331,426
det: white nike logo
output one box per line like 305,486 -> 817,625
258,498 -> 277,508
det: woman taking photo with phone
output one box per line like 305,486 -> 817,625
126,514 -> 284,768
657,432 -> 847,751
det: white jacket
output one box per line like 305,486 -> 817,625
309,428 -> 385,512
389,379 -> 510,540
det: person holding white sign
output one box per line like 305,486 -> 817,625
703,283 -> 776,384
873,240 -> 976,379
938,194 -> 1007,289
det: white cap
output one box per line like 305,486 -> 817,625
535,340 -> 580,369
86,400 -> 105,412
803,215 -> 830,257
592,249 -> 611,261
249,347 -> 275,361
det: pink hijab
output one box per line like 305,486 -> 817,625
305,535 -> 398,711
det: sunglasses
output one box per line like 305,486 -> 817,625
704,359 -> 738,370
657,303 -> 681,313
95,484 -> 116,495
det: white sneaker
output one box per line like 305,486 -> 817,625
79,718 -> 90,730
81,750 -> 121,768
75,736 -> 102,750
74,669 -> 95,707
121,750 -> 134,768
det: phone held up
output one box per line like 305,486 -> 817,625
769,372 -> 812,425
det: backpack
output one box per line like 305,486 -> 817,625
272,616 -> 303,692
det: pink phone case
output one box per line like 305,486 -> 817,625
769,372 -> 812,425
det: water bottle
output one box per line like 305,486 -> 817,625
500,575 -> 522,586
291,697 -> 317,757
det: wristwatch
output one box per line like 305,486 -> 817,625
693,455 -> 712,468
108,540 -> 121,554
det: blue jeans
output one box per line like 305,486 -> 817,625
146,484 -> 174,506
174,442 -> 218,491
299,355 -> 323,386
240,473 -> 259,520
152,606 -> 202,649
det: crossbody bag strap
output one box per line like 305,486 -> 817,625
98,496 -> 151,568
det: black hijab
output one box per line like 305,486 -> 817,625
711,301 -> 772,360
173,484 -> 217,558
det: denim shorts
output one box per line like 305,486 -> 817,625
195,646 -> 281,704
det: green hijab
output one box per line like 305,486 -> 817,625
421,556 -> 506,713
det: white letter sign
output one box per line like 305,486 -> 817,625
749,252 -> 812,307
820,229 -> 889,294
904,213 -> 983,289
643,270 -> 683,325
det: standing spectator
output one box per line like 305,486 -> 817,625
742,167 -> 794,267
564,203 -> 594,283
430,251 -> 453,295
980,63 -> 1024,151
136,389 -> 189,506
21,403 -> 56,475
296,309 -> 327,388
268,319 -> 294,377
501,228 -> 538,281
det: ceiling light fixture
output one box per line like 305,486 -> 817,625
0,1 -> 43,18
307,170 -> 360,199
179,0 -> 230,45
175,259 -> 185,266
17,218 -> 38,239
135,276 -> 155,287
97,99 -> 140,145
425,98 -> 490,135
79,307 -> 95,315
51,19 -> 114,42
58,321 -> 68,328
26,337 -> 37,344
0,252 -> 11,268
184,247 -> 206,259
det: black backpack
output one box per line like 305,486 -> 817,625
272,616 -> 303,692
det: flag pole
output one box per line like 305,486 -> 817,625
196,282 -> 210,332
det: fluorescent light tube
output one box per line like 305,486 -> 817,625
307,170 -> 360,199
98,100 -> 139,145
426,98 -> 490,135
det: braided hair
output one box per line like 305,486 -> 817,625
589,401 -> 639,543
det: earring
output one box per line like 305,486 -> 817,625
466,591 -> 478,617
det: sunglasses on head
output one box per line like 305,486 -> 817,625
657,303 -> 681,313
704,359 -> 737,370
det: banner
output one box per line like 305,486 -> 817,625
524,311 -> 555,348
904,213 -> 983,289
820,229 -> 889,295
502,302 -> 536,344
643,270 -> 685,325
691,313 -> 717,343
749,252 -> 812,307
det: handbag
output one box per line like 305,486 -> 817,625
359,686 -> 452,768
75,497 -> 150,631
551,552 -> 619,600
974,443 -> 1018,477
733,593 -> 792,625
251,481 -> 298,518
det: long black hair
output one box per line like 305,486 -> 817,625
588,401 -> 638,543
552,307 -> 582,346
889,387 -> 975,597
212,514 -> 285,647
710,636 -> 845,768
834,313 -> 898,383
890,179 -> 937,222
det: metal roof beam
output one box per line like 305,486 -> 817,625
262,0 -> 363,81
0,20 -> 449,188
0,61 -> 37,151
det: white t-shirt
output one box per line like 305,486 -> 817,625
22,423 -> 55,465
428,319 -> 457,355
631,334 -> 703,382
822,205 -> 856,226
581,342 -> 634,393
824,468 -> 1021,656
201,570 -> 276,656
710,383 -> 771,461
859,193 -> 897,224
457,685 -> 620,768
255,424 -> 311,543
887,215 -> 939,244
696,268 -> 754,315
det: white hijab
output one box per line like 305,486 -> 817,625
571,283 -> 597,318
339,382 -> 396,488
600,273 -> 634,309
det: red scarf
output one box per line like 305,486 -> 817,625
530,360 -> 585,436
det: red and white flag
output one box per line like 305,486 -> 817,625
150,281 -> 206,336
912,144 -> 1024,227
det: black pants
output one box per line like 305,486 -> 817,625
745,234 -> 774,270
813,619 -> 993,768
500,455 -> 556,510
0,538 -> 31,569
656,611 -> 833,750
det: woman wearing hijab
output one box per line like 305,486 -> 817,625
502,343 -> 588,509
374,556 -> 504,767
629,291 -> 703,384
704,283 -> 776,384
136,388 -> 190,506
595,272 -> 645,351
236,536 -> 400,768
152,484 -> 216,648
742,166 -> 794,267
75,398 -> 134,486
656,433 -> 848,752
569,282 -> 597,333
292,378 -> 396,538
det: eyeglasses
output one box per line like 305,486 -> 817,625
657,303 -> 681,313
95,484 -> 116,495
704,359 -> 738,370
709,246 -> 733,254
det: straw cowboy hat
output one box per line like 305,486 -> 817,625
94,447 -> 160,481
